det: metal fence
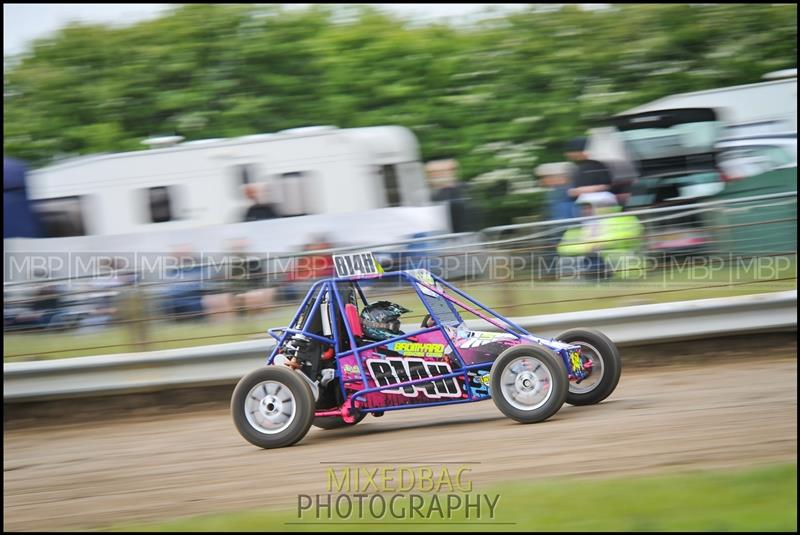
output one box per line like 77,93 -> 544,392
3,191 -> 796,360
6,291 -> 796,402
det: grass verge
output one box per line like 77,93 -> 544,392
113,462 -> 797,532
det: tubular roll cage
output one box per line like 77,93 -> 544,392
266,271 -> 579,416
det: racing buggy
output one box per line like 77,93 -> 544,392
232,252 -> 622,449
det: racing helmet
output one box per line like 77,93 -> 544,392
360,301 -> 411,341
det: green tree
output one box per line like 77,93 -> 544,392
4,4 -> 797,223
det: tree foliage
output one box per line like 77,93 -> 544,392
4,3 -> 797,184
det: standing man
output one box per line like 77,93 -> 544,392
425,158 -> 475,233
242,183 -> 279,222
535,162 -> 577,221
564,137 -> 614,203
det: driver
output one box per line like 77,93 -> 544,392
359,301 -> 411,341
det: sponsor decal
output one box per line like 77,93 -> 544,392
366,357 -> 462,398
568,350 -> 582,374
343,364 -> 361,375
333,251 -> 383,278
458,332 -> 513,348
467,370 -> 491,396
388,341 -> 446,358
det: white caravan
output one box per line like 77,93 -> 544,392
5,126 -> 451,281
26,125 -> 435,236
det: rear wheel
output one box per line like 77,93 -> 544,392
557,328 -> 622,406
490,344 -> 567,423
231,366 -> 315,449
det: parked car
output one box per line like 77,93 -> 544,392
710,133 -> 797,257
715,133 -> 797,194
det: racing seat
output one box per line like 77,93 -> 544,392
345,303 -> 364,338
345,303 -> 378,348
336,282 -> 367,348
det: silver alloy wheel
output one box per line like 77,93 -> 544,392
569,341 -> 605,394
244,380 -> 297,435
500,355 -> 554,411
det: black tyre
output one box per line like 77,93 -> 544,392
556,328 -> 622,406
312,411 -> 367,430
231,366 -> 316,449
490,344 -> 568,423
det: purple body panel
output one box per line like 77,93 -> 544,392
340,327 -> 525,410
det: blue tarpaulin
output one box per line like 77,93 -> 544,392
4,157 -> 43,238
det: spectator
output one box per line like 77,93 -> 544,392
77,257 -> 134,332
535,162 -> 577,221
564,137 -> 614,202
425,159 -> 479,233
225,238 -> 275,317
242,183 -> 279,222
278,236 -> 335,302
160,245 -> 207,318
30,282 -> 67,328
557,192 -> 644,280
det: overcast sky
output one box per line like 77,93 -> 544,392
3,3 -> 533,56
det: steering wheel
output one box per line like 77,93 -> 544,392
420,314 -> 433,328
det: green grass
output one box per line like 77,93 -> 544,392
113,463 -> 797,532
3,314 -> 278,361
5,258 -> 796,361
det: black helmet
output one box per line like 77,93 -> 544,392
360,301 -> 411,341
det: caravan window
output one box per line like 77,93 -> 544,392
33,196 -> 86,237
279,172 -> 311,216
395,161 -> 428,206
381,164 -> 402,207
236,164 -> 258,186
147,186 -> 174,223
622,122 -> 719,159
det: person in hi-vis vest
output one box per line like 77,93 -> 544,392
557,192 -> 644,279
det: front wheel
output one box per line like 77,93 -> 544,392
557,328 -> 622,406
231,366 -> 316,449
490,344 -> 568,423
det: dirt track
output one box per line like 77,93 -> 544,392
4,357 -> 798,531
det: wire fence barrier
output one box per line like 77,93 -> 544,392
4,191 -> 796,359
